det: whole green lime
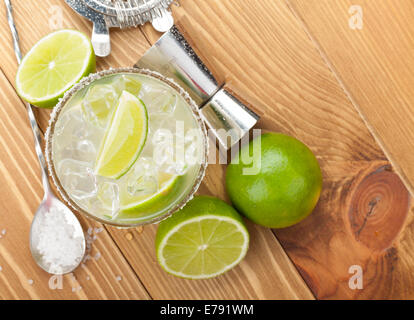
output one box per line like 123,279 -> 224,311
226,132 -> 322,228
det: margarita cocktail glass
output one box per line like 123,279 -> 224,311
46,68 -> 208,227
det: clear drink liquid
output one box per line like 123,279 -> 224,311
51,72 -> 205,225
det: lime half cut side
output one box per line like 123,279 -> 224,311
95,91 -> 148,179
16,29 -> 95,108
156,196 -> 249,279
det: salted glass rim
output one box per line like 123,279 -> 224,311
45,67 -> 209,228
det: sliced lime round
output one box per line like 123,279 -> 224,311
16,29 -> 95,108
156,196 -> 249,279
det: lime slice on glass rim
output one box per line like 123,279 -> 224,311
16,29 -> 95,108
155,196 -> 249,279
95,91 -> 148,179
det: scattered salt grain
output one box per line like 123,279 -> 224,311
28,279 -> 34,285
82,225 -> 103,267
1,229 -> 6,235
94,227 -> 103,234
72,287 -> 76,292
86,276 -> 90,281
0,266 -> 2,272
116,275 -> 122,282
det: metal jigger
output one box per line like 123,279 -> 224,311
65,0 -> 260,149
135,25 -> 260,150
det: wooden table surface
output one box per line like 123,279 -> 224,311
0,0 -> 413,300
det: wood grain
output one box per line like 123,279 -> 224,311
107,151 -> 313,299
288,0 -> 414,195
2,0 -> 414,300
0,0 -> 313,299
0,0 -> 151,132
139,0 -> 414,299
0,70 -> 150,299
282,0 -> 414,298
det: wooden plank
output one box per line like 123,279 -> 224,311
139,0 -> 414,299
0,0 -> 313,299
285,0 -> 414,299
0,70 -> 150,299
107,153 -> 314,299
287,0 -> 414,195
0,0 -> 150,131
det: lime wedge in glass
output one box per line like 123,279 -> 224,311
16,29 -> 95,108
95,91 -> 148,179
155,196 -> 250,279
117,172 -> 181,219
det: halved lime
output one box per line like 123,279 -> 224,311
16,29 -> 95,108
95,91 -> 148,179
156,196 -> 249,279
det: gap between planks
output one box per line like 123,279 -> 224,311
285,0 -> 414,197
0,66 -> 152,299
137,16 -> 317,299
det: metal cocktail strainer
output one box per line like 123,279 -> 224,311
66,0 -> 259,150
66,0 -> 176,57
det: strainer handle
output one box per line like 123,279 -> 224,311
92,20 -> 111,57
151,7 -> 174,32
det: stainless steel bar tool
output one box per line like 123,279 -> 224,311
5,0 -> 85,275
65,0 -> 175,57
65,0 -> 260,149
135,25 -> 260,149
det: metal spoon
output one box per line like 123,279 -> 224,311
5,0 -> 85,275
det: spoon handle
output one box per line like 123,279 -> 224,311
5,0 -> 51,193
